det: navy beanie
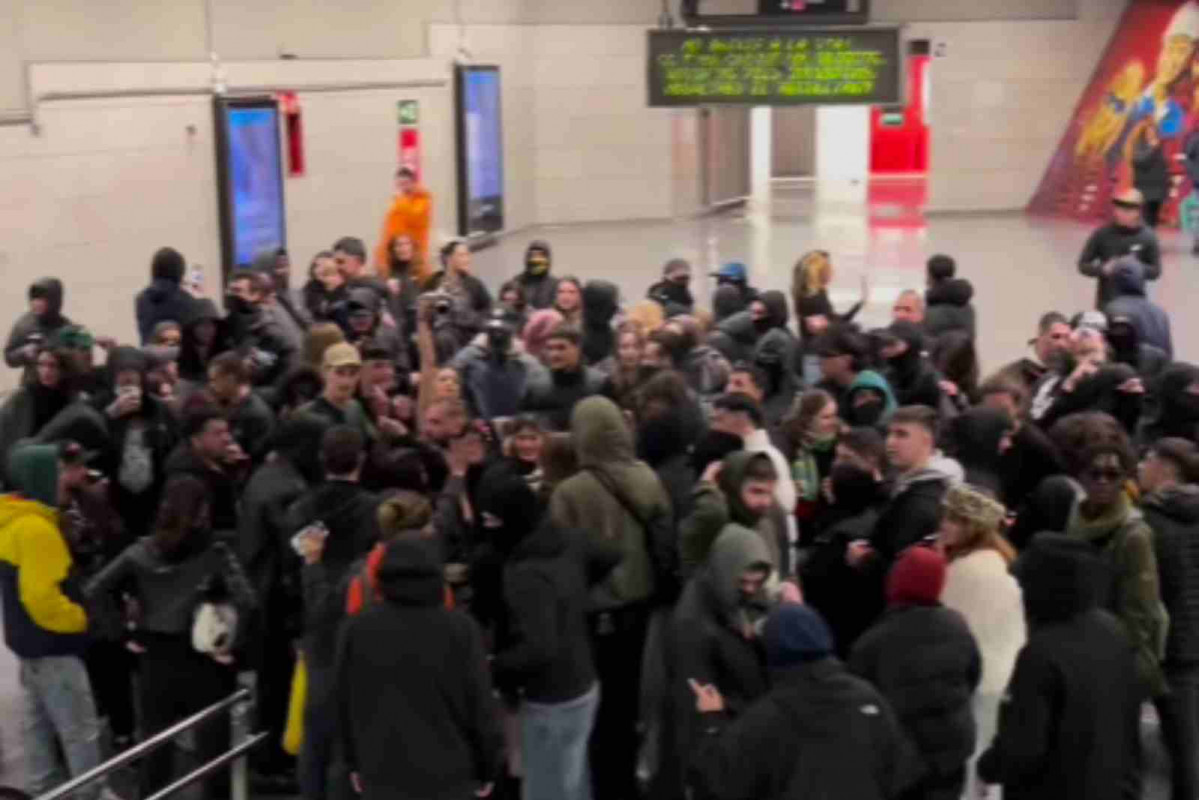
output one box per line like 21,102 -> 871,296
763,604 -> 834,667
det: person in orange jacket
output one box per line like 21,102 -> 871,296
374,167 -> 433,285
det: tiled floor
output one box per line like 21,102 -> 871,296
468,179 -> 1198,374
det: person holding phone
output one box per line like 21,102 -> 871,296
1078,188 -> 1162,309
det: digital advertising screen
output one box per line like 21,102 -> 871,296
214,97 -> 287,277
647,27 -> 902,107
455,65 -> 505,236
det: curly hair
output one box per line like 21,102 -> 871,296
1049,411 -> 1136,478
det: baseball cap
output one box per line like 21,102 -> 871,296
1112,188 -> 1144,208
323,342 -> 362,370
711,262 -> 748,282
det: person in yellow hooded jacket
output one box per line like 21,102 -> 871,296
0,441 -> 109,800
374,167 -> 432,284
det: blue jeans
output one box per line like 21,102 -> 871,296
19,655 -> 103,800
520,683 -> 599,800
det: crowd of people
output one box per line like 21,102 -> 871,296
0,178 -> 1195,800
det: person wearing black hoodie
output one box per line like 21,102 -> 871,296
979,376 -> 1064,511
0,347 -> 75,485
292,426 -> 380,800
238,417 -> 327,788
94,346 -> 179,540
1138,438 -> 1199,800
338,286 -> 410,373
923,255 -> 976,344
1105,312 -> 1169,384
879,321 -> 943,411
477,464 -> 601,800
335,537 -> 503,800
511,240 -> 559,310
977,534 -> 1142,800
581,280 -> 619,367
647,259 -> 695,318
944,407 -> 1014,497
1141,363 -> 1199,447
851,547 -> 982,800
687,604 -> 921,800
136,247 -> 197,344
5,278 -> 71,384
177,297 -> 228,390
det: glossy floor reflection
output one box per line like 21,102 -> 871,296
471,180 -> 1198,375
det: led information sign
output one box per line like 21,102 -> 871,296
648,27 -> 902,107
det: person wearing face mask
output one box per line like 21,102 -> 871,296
521,327 -> 605,432
477,463 -> 607,800
878,320 -> 944,411
800,428 -> 889,657
5,278 -> 72,385
814,324 -> 898,428
659,526 -> 777,800
647,258 -> 695,318
1078,188 -> 1162,309
339,287 -> 410,374
512,240 -> 559,310
223,270 -> 296,389
1140,363 -> 1199,447
450,311 -> 547,420
1106,312 -> 1169,383
580,280 -> 620,368
942,407 -> 1015,498
1104,256 -> 1172,358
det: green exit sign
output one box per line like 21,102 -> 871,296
398,100 -> 419,125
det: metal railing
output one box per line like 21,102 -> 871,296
36,681 -> 267,800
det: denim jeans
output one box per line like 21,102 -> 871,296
18,655 -> 103,800
1154,666 -> 1199,800
521,683 -> 600,800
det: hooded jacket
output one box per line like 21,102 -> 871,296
1143,484 -> 1199,667
177,298 -> 229,384
0,445 -> 88,659
1029,361 -> 1143,436
883,321 -> 943,411
680,451 -> 789,580
335,538 -> 503,800
945,407 -> 1011,496
870,464 -> 954,569
512,240 -> 559,310
477,466 -> 598,704
978,535 -> 1141,800
688,653 -> 920,800
924,278 -> 976,343
549,397 -> 673,611
5,279 -> 71,381
1104,258 -> 1173,357
581,280 -> 619,366
844,369 -> 899,428
1140,363 -> 1199,446
136,250 -> 195,344
1064,494 -> 1168,695
666,526 -> 774,795
851,551 -> 981,778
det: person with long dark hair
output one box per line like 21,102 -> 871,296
86,475 -> 255,800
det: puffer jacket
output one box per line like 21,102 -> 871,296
924,279 -> 976,343
549,396 -> 673,611
850,604 -> 981,777
1143,484 -> 1199,668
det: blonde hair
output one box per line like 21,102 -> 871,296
303,323 -> 347,370
795,250 -> 832,299
942,510 -> 1017,565
626,300 -> 666,335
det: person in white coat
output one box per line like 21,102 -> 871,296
937,483 -> 1025,799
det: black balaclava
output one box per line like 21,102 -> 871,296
29,278 -> 65,325
713,285 -> 747,322
476,463 -> 544,556
1158,364 -> 1199,434
525,240 -> 552,278
828,462 -> 881,514
637,412 -> 690,468
485,315 -> 514,360
882,320 -> 925,384
1106,316 -> 1140,368
754,290 -> 789,336
657,259 -> 694,309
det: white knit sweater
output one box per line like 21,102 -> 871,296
942,549 -> 1026,696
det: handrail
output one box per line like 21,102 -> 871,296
36,688 -> 252,800
142,733 -> 269,800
